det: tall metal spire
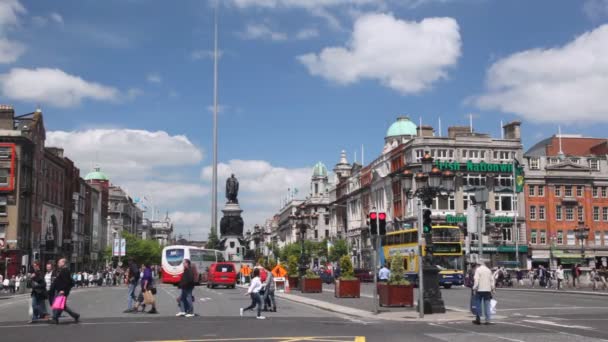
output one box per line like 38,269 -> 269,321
211,1 -> 219,236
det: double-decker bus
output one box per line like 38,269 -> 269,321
161,245 -> 225,285
381,225 -> 464,288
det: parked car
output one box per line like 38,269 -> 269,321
207,262 -> 237,289
354,268 -> 374,282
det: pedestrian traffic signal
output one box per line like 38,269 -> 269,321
423,209 -> 432,234
369,212 -> 378,235
379,212 -> 387,236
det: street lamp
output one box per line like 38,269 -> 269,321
400,152 -> 456,314
289,209 -> 310,280
574,221 -> 590,266
491,227 -> 502,266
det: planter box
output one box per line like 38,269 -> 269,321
334,279 -> 360,298
287,276 -> 299,290
301,277 -> 322,293
378,283 -> 414,307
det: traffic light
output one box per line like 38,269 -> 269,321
422,209 -> 433,234
378,212 -> 387,236
369,212 -> 378,235
484,208 -> 494,234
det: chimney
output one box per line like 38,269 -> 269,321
0,105 -> 15,130
417,125 -> 434,137
448,126 -> 471,139
503,121 -> 521,140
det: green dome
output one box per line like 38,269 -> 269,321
84,168 -> 109,181
386,117 -> 417,138
312,162 -> 328,178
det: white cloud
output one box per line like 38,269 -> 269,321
295,28 -> 319,40
170,211 -> 211,238
240,23 -> 287,41
0,37 -> 23,63
121,181 -> 208,204
472,24 -> 608,123
298,13 -> 461,94
228,0 -> 379,10
146,72 -> 162,84
0,0 -> 25,32
0,67 -> 120,107
46,129 -> 204,180
50,12 -> 63,24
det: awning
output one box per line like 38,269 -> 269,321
532,251 -> 550,259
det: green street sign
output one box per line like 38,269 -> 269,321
490,216 -> 513,223
446,215 -> 467,224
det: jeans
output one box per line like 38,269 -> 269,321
244,293 -> 262,317
475,291 -> 492,322
32,295 -> 47,319
263,289 -> 275,310
127,283 -> 137,310
52,294 -> 79,320
180,287 -> 193,314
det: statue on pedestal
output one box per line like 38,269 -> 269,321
226,174 -> 239,204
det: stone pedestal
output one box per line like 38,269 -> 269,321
219,203 -> 245,260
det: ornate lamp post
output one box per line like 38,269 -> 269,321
490,227 -> 503,266
289,209 -> 310,280
401,152 -> 455,314
574,221 -> 590,266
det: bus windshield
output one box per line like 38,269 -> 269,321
434,256 -> 463,271
432,227 -> 461,242
165,248 -> 184,267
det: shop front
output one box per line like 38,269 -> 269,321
470,244 -> 528,268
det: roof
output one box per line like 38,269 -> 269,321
313,161 -> 328,177
525,135 -> 608,157
386,116 -> 417,138
84,167 -> 109,181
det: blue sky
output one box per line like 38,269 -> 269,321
2,0 -> 608,238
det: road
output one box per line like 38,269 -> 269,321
0,283 -> 607,341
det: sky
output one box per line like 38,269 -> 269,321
1,0 -> 608,239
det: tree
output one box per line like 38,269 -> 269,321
122,232 -> 163,265
287,255 -> 299,277
206,229 -> 220,250
329,239 -> 349,262
339,255 -> 355,280
388,253 -> 409,285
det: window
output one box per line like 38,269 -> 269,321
325,230 -> 329,238
567,230 -> 575,245
494,151 -> 511,161
589,159 -> 599,170
557,230 -> 563,245
596,233 -> 602,246
538,186 -> 544,197
570,158 -> 580,164
529,158 -> 540,170
0,169 -> 8,186
577,186 -> 583,197
0,196 -> 6,216
555,186 -> 561,197
548,158 -> 559,165
314,230 -> 318,239
593,187 -> 599,198
578,206 -> 584,222
494,175 -> 513,187
539,206 -> 545,220
314,183 -> 319,195
415,149 -> 424,162
529,206 -> 536,220
605,231 -> 608,246
529,185 -> 535,197
540,230 -> 546,244
556,205 -> 562,221
565,186 -> 573,197
463,193 -> 475,210
566,207 -> 574,221
502,227 -> 512,242
603,187 -> 607,198
530,230 -> 537,244
604,207 -> 608,222
594,207 -> 600,221
463,174 -> 486,187
432,195 -> 455,211
495,194 -> 515,211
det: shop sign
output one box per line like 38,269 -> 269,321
435,160 -> 514,173
471,245 -> 528,253
446,214 -> 466,224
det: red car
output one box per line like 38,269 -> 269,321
354,268 -> 374,282
207,262 -> 237,289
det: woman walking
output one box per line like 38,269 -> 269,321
239,268 -> 265,320
50,258 -> 80,324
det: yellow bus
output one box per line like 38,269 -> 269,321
380,225 -> 464,289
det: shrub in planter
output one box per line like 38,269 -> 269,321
335,255 -> 360,298
301,270 -> 322,293
286,255 -> 299,289
379,253 -> 413,307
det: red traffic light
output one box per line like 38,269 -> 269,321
379,212 -> 386,220
369,212 -> 377,220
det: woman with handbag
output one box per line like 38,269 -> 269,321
141,263 -> 158,314
50,258 -> 80,324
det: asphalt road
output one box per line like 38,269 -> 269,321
0,284 -> 607,341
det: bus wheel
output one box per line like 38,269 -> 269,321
443,284 -> 452,289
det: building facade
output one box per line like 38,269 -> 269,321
524,135 -> 608,269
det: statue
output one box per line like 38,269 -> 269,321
226,174 -> 239,204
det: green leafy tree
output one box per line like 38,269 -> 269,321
329,239 -> 349,262
287,255 -> 299,277
122,232 -> 162,265
388,253 -> 410,286
339,255 -> 356,280
206,229 -> 220,250
265,257 -> 277,271
304,269 -> 320,279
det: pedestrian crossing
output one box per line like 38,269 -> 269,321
427,333 -> 604,342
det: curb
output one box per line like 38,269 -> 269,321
497,288 -> 608,297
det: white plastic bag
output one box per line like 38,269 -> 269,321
28,296 -> 33,318
490,298 -> 497,315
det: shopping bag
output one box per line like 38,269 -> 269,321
490,298 -> 497,315
28,296 -> 33,318
143,291 -> 155,305
51,295 -> 66,311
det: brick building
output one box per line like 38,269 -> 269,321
524,134 -> 608,269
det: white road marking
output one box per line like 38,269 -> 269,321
500,306 -> 608,312
522,320 -> 594,331
428,322 -> 527,342
199,297 -> 212,302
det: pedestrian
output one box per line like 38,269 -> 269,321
378,264 -> 390,282
9,275 -> 16,293
138,263 -> 158,314
599,266 -> 608,290
516,268 -> 524,287
29,262 -> 49,322
466,263 -> 477,315
591,268 -> 600,291
124,258 -> 140,313
555,265 -> 565,290
240,268 -> 265,320
3,277 -> 9,293
176,259 -> 195,318
472,260 -> 495,325
50,258 -> 80,324
262,268 -> 276,312
572,264 -> 579,288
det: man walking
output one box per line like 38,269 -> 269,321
176,259 -> 195,318
124,258 -> 140,313
556,265 -> 565,290
30,262 -> 48,322
378,264 -> 390,282
50,258 -> 80,324
262,268 -> 276,312
472,260 -> 495,325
